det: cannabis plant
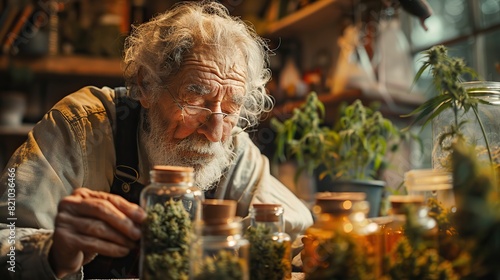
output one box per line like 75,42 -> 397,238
271,92 -> 402,182
405,45 -> 499,167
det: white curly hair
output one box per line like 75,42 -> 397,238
123,0 -> 274,127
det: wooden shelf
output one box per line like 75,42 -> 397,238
265,0 -> 351,37
0,55 -> 123,78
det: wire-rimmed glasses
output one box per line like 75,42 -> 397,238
169,92 -> 251,131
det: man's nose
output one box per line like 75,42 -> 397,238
197,113 -> 224,142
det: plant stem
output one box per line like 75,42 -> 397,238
472,106 -> 493,164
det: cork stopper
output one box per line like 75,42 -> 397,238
202,199 -> 237,225
250,204 -> 283,222
314,192 -> 366,214
150,165 -> 194,183
389,195 -> 425,214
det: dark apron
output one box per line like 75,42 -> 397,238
83,87 -> 144,278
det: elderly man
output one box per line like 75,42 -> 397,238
0,1 -> 313,279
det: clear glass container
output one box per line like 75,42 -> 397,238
432,81 -> 500,170
302,192 -> 381,279
404,169 -> 455,209
246,204 -> 292,280
140,165 -> 203,280
190,199 -> 249,280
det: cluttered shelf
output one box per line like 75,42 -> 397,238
264,0 -> 351,37
0,55 -> 123,78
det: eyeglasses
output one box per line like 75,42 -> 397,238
168,91 -> 251,131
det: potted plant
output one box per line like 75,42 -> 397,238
271,92 -> 405,217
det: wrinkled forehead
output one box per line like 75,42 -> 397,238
188,44 -> 247,80
165,45 -> 248,102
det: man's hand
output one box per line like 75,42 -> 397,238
48,188 -> 147,278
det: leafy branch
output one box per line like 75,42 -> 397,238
405,45 -> 496,165
271,92 -> 404,182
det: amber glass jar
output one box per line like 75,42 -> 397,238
139,165 -> 203,280
302,192 -> 381,279
190,199 -> 250,280
383,195 -> 438,256
246,204 -> 292,280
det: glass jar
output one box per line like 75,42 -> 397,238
246,204 -> 292,280
381,195 -> 440,277
190,199 -> 249,280
302,192 -> 381,279
432,81 -> 500,170
140,165 -> 203,280
383,195 -> 437,255
405,169 -> 460,263
404,169 -> 455,209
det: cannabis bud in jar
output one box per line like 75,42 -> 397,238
191,199 -> 249,280
140,166 -> 202,280
246,204 -> 291,280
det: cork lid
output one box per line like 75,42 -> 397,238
202,199 -> 237,225
251,204 -> 283,222
150,165 -> 194,183
389,195 -> 425,214
314,192 -> 366,214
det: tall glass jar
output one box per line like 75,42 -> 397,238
190,199 -> 249,280
302,192 -> 381,279
246,204 -> 292,280
140,165 -> 203,280
432,81 -> 500,170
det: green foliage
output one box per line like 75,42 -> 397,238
382,237 -> 459,280
142,199 -> 192,280
450,140 -> 500,278
382,203 -> 461,280
271,92 -> 332,182
271,92 -> 403,181
246,224 -> 291,280
332,99 -> 401,180
405,45 -> 497,165
192,250 -> 245,280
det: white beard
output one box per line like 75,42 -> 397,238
141,108 -> 236,191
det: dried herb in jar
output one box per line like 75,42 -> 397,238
246,224 -> 290,280
193,250 -> 244,280
305,229 -> 376,280
142,199 -> 192,280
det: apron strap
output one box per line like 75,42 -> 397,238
83,87 -> 144,278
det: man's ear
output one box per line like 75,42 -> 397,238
139,97 -> 150,108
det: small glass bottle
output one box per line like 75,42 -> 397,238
382,195 -> 439,276
190,199 -> 250,280
302,192 -> 381,279
246,204 -> 292,280
383,195 -> 437,256
140,165 -> 203,280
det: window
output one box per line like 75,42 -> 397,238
403,0 -> 500,84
